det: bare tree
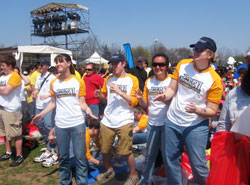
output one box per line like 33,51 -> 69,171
78,35 -> 102,60
109,43 -> 123,55
101,44 -> 112,61
149,42 -> 168,57
132,46 -> 151,65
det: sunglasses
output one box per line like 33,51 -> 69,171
152,62 -> 166,67
86,68 -> 93,71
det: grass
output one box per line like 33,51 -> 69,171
0,141 -> 128,185
0,141 -> 60,185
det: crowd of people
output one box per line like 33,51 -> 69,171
0,36 -> 249,185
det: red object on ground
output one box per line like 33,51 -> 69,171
0,136 -> 5,144
206,131 -> 250,185
155,165 -> 166,177
181,153 -> 193,181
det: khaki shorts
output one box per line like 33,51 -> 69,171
100,123 -> 133,156
0,109 -> 23,140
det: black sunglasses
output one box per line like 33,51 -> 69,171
152,62 -> 166,67
86,68 -> 93,71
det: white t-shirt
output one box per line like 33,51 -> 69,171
0,72 -> 22,112
167,59 -> 223,127
35,72 -> 56,109
143,75 -> 171,126
101,74 -> 139,128
20,80 -> 26,102
50,75 -> 86,128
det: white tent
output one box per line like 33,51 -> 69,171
0,45 -> 73,67
81,52 -> 109,65
15,45 -> 73,66
227,56 -> 237,65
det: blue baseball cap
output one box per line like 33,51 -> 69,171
190,37 -> 217,52
40,59 -> 50,66
108,54 -> 125,64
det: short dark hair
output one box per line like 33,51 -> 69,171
239,67 -> 247,75
134,106 -> 146,115
0,55 -> 16,69
88,119 -> 100,129
152,53 -> 169,67
215,67 -> 227,77
28,64 -> 36,72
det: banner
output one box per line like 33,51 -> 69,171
123,43 -> 134,68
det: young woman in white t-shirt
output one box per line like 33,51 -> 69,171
32,54 -> 96,185
155,37 -> 223,185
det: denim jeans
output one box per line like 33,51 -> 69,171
133,132 -> 147,144
88,150 -> 103,171
85,104 -> 99,125
140,124 -> 166,185
55,123 -> 87,185
164,117 -> 209,185
35,102 -> 55,140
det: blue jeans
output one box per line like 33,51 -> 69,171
141,124 -> 166,185
88,150 -> 103,171
164,117 -> 209,185
85,104 -> 99,125
55,124 -> 87,185
133,132 -> 147,144
35,102 -> 55,140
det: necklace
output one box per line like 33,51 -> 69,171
195,62 -> 210,72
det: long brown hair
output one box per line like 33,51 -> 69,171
54,54 -> 75,75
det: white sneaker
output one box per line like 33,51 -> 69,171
42,154 -> 58,167
40,147 -> 47,152
34,152 -> 51,163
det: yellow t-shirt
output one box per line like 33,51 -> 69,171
30,70 -> 41,86
25,75 -> 33,103
85,128 -> 101,160
75,70 -> 81,78
137,114 -> 148,131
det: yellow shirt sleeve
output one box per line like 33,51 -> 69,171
207,70 -> 223,104
101,75 -> 111,98
137,114 -> 148,131
129,74 -> 139,107
75,70 -> 81,78
73,76 -> 86,97
143,77 -> 151,105
50,78 -> 57,95
30,71 -> 41,86
8,72 -> 21,88
85,128 -> 92,160
172,59 -> 193,81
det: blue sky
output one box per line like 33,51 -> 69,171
1,0 -> 250,54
